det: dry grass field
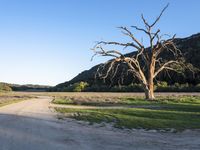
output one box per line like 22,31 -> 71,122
0,92 -> 36,106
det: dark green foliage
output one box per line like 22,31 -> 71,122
111,84 -> 143,92
155,83 -> 200,92
11,84 -> 51,92
85,83 -> 200,92
83,85 -> 111,92
53,82 -> 200,92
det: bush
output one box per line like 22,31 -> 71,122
73,82 -> 89,92
157,81 -> 168,88
63,82 -> 89,92
0,83 -> 12,91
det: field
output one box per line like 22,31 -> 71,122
0,91 -> 199,149
1,92 -> 200,131
50,92 -> 200,131
0,92 -> 35,107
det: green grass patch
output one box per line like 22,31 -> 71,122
121,96 -> 200,105
54,96 -> 200,130
52,96 -> 200,112
55,107 -> 200,131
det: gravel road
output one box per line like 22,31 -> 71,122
0,96 -> 199,150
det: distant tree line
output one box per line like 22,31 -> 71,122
49,81 -> 200,92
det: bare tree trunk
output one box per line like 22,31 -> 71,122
147,84 -> 155,100
146,59 -> 155,100
144,80 -> 155,100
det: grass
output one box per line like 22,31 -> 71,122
0,92 -> 35,107
52,95 -> 200,107
54,95 -> 200,131
52,98 -> 75,105
0,98 -> 27,107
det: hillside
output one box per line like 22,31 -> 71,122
53,33 -> 200,91
0,82 -> 51,92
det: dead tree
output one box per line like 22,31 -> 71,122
92,4 -> 184,100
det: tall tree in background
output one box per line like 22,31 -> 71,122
92,4 -> 185,100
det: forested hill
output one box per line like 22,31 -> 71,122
54,33 -> 200,91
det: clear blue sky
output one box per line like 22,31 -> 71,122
0,0 -> 199,86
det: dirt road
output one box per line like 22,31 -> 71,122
0,96 -> 199,150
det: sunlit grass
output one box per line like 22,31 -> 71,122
54,96 -> 200,130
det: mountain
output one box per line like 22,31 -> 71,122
53,33 -> 200,91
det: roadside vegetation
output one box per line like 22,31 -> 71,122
0,92 -> 35,107
0,83 -> 12,92
53,95 -> 200,131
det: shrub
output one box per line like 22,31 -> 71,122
63,82 -> 89,92
0,83 -> 12,91
73,82 -> 89,92
157,81 -> 168,87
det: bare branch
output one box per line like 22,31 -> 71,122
152,29 -> 161,41
131,25 -> 148,34
154,60 -> 180,78
141,14 -> 150,29
97,41 -> 141,50
150,3 -> 169,27
118,27 -> 144,48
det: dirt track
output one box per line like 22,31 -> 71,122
0,96 -> 199,150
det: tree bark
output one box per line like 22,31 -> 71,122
145,85 -> 155,100
145,59 -> 155,100
144,78 -> 155,100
